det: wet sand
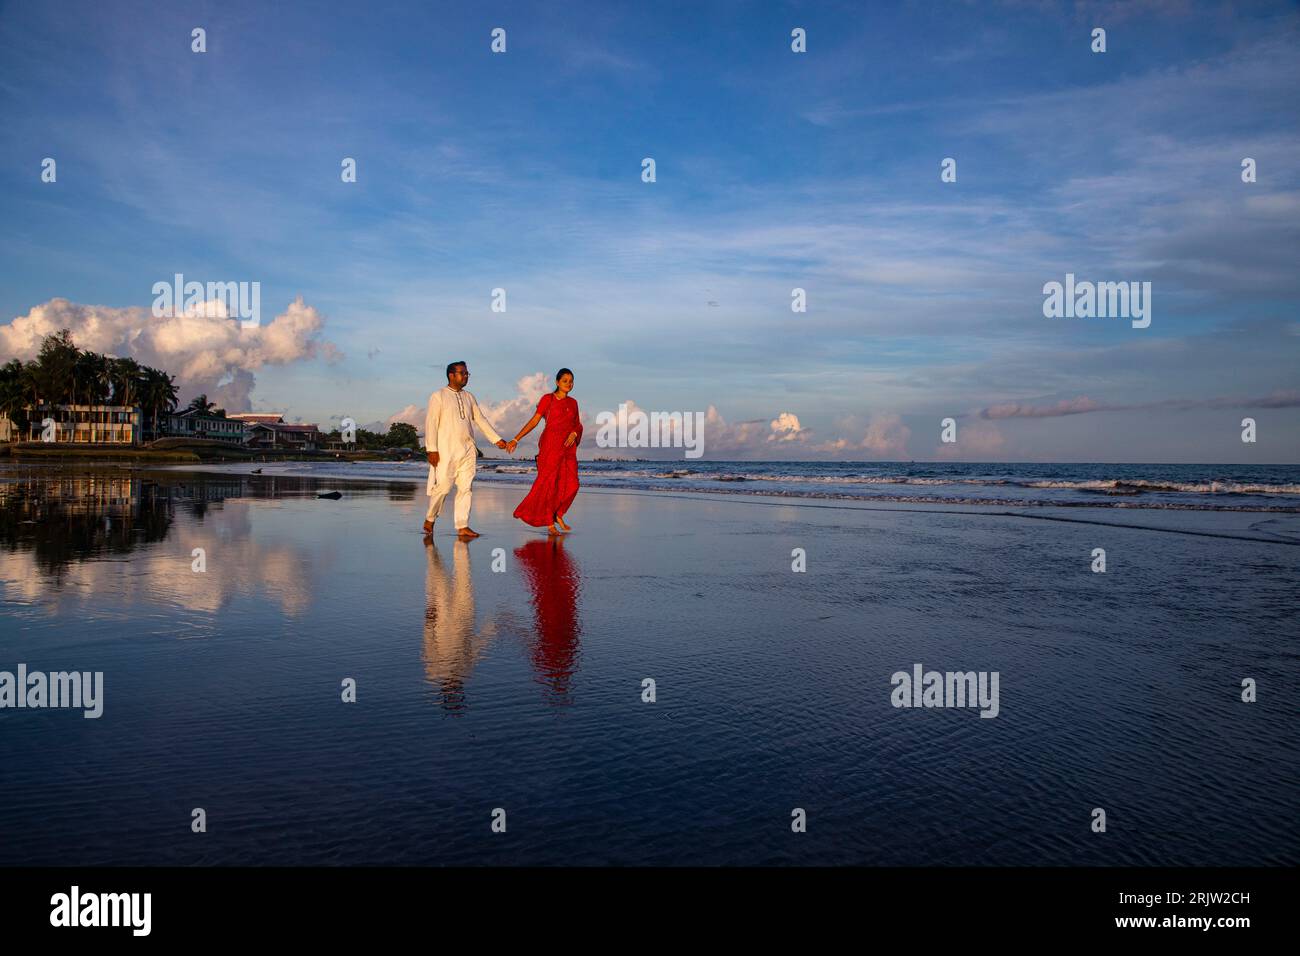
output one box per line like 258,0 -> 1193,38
0,470 -> 1296,865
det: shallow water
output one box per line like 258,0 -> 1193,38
0,467 -> 1296,865
183,458 -> 1300,511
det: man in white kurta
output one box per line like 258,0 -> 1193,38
424,362 -> 507,537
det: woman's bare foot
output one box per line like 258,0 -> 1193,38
555,515 -> 572,531
547,523 -> 563,535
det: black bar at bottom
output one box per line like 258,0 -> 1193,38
0,867 -> 1281,940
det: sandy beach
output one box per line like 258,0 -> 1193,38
0,467 -> 1296,865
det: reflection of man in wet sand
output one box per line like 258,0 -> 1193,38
422,538 -> 498,711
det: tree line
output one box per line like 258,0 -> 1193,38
3,329 -> 424,451
323,422 -> 421,451
0,329 -> 181,436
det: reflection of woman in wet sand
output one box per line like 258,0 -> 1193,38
421,538 -> 497,712
508,369 -> 582,536
514,537 -> 581,703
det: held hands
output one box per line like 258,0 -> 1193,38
495,439 -> 508,450
506,439 -> 518,454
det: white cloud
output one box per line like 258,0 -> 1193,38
815,413 -> 912,458
392,372 -> 552,446
767,412 -> 807,442
934,421 -> 1006,460
0,296 -> 342,411
478,372 -> 552,442
860,413 -> 912,457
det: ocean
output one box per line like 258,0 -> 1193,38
184,458 -> 1300,511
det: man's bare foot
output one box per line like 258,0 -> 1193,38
555,515 -> 572,531
422,519 -> 434,534
547,523 -> 562,535
457,527 -> 481,539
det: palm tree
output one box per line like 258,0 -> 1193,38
186,394 -> 216,415
86,355 -> 105,408
74,351 -> 112,441
19,361 -> 41,419
110,356 -> 142,407
0,359 -> 27,440
0,359 -> 22,410
93,354 -> 114,405
140,367 -> 179,440
71,351 -> 90,407
32,330 -> 77,406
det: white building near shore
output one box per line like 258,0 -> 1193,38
7,405 -> 143,444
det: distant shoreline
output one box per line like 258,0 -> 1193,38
0,443 -> 414,464
0,446 -> 1294,468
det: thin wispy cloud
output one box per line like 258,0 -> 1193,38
976,391 -> 1300,419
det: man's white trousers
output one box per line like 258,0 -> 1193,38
426,451 -> 477,528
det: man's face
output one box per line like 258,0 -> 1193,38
448,365 -> 469,389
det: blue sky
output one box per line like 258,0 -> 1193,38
1,0 -> 1297,461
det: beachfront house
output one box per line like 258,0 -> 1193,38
155,407 -> 250,444
11,404 -> 143,444
228,412 -> 323,451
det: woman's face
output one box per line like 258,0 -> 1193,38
556,373 -> 574,395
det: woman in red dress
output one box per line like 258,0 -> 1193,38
508,368 -> 582,535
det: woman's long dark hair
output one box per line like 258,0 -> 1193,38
555,368 -> 573,382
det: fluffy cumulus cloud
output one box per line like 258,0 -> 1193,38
478,372 -> 552,443
384,404 -> 424,431
390,389 -> 969,462
389,384 -> 817,459
389,372 -> 552,447
386,382 -> 1077,463
0,297 -> 342,410
692,406 -> 812,458
393,380 -> 807,459
815,413 -> 912,458
934,421 -> 1006,460
767,412 -> 806,442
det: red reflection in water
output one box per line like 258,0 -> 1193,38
514,537 -> 582,703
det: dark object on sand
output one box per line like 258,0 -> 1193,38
316,491 -> 342,499
251,468 -> 262,474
